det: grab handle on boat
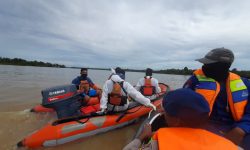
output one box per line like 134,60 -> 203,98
147,109 -> 154,119
52,112 -> 105,126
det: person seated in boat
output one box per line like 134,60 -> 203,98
100,67 -> 156,113
183,48 -> 250,149
123,88 -> 238,150
135,68 -> 161,99
72,68 -> 101,99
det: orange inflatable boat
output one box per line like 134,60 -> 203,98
17,83 -> 169,148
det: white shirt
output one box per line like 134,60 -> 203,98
100,75 -> 151,111
135,76 -> 161,94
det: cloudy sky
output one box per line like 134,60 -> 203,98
0,0 -> 250,70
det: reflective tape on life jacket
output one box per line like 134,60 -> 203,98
194,69 -> 248,121
226,73 -> 248,121
152,128 -> 237,150
140,77 -> 156,96
108,82 -> 127,106
194,69 -> 220,112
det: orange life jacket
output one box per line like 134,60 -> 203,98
194,69 -> 248,121
79,80 -> 90,93
152,128 -> 237,150
108,82 -> 127,106
140,77 -> 156,96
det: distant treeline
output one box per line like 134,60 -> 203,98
122,67 -> 194,75
125,67 -> 250,78
155,67 -> 194,75
70,67 -> 109,71
2,57 -> 248,78
156,67 -> 250,79
231,68 -> 250,79
0,57 -> 65,68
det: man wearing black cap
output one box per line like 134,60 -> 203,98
123,88 -> 237,150
100,67 -> 156,112
136,68 -> 161,99
183,48 -> 250,149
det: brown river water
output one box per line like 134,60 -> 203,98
0,65 -> 190,150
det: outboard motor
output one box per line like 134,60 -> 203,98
42,84 -> 82,119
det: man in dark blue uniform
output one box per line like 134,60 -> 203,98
183,48 -> 250,149
72,68 -> 101,99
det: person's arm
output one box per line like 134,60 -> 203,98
100,80 -> 111,110
226,78 -> 250,144
93,84 -> 101,90
109,75 -> 155,110
124,82 -> 155,110
224,127 -> 246,145
86,77 -> 101,91
123,124 -> 158,150
72,77 -> 79,85
72,77 -> 80,89
123,139 -> 142,150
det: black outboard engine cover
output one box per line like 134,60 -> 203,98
41,84 -> 82,119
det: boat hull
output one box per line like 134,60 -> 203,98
18,83 -> 170,148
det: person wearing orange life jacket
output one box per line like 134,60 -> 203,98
183,48 -> 250,149
72,68 -> 101,100
123,88 -> 238,150
100,67 -> 156,113
136,68 -> 161,100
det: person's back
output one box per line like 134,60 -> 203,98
153,128 -> 238,150
100,67 -> 156,113
72,68 -> 101,97
123,88 -> 238,150
136,68 -> 161,98
102,75 -> 129,112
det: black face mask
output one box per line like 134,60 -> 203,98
202,62 -> 231,82
81,74 -> 87,78
146,72 -> 152,76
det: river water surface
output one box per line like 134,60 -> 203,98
0,65 -> 190,150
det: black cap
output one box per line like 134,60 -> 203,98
115,67 -> 125,75
146,68 -> 153,76
196,48 -> 234,64
115,67 -> 125,79
163,88 -> 210,122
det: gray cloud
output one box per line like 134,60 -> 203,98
0,0 -> 250,70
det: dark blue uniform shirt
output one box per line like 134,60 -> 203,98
183,75 -> 250,133
71,76 -> 94,88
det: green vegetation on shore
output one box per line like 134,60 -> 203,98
157,67 -> 250,79
84,67 -> 250,78
1,57 -> 249,78
0,57 -> 65,68
122,67 -> 194,75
